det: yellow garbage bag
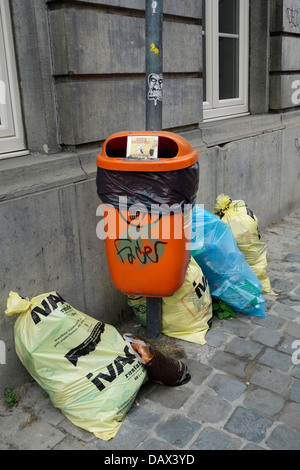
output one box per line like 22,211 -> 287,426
128,257 -> 213,345
213,195 -> 275,295
5,291 -> 147,441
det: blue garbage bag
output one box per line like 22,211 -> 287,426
190,205 -> 266,317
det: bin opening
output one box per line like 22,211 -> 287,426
106,136 -> 179,159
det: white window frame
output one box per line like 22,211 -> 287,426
0,0 -> 26,158
203,0 -> 249,121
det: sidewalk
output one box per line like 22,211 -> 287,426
1,208 -> 300,451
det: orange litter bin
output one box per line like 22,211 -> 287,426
96,131 -> 199,297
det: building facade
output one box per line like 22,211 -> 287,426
1,0 -> 300,387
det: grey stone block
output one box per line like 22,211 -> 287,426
224,337 -> 263,360
283,252 -> 300,263
185,360 -> 213,386
144,385 -> 194,409
53,436 -> 91,450
273,303 -> 300,321
0,152 -> 86,202
125,403 -> 161,429
55,80 -> 145,145
200,114 -> 283,148
137,438 -> 175,450
55,77 -> 201,145
57,417 -> 95,442
0,185 -> 84,310
208,373 -> 247,402
155,414 -> 201,448
18,382 -> 64,427
295,286 -> 300,297
249,0 -> 270,114
252,314 -> 283,330
48,0 -> 202,18
271,0 -> 300,33
95,420 -> 147,450
278,335 -> 300,355
50,10 -> 201,76
270,74 -> 300,110
250,366 -> 292,394
165,0 -> 202,18
215,130 -> 282,227
276,294 -> 300,306
164,21 -> 202,73
291,365 -> 300,379
250,327 -> 282,347
195,146 -> 219,211
0,417 -> 65,450
243,388 -> 285,416
191,427 -> 242,450
163,78 -> 202,129
258,347 -> 293,372
242,443 -> 265,450
271,278 -> 299,292
49,10 -> 144,75
205,327 -> 230,348
270,36 -> 300,72
224,407 -> 273,443
266,424 -> 300,450
218,320 -> 258,341
280,402 -> 300,429
290,379 -> 300,403
187,393 -> 232,424
209,351 -> 248,379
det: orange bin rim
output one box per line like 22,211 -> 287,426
97,131 -> 198,172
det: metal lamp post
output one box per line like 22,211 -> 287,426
145,0 -> 163,338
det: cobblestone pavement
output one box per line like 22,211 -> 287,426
1,209 -> 300,452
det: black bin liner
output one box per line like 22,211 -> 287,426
96,162 -> 199,213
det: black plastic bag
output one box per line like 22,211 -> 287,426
96,163 -> 199,213
124,334 -> 191,387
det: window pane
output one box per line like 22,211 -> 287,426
203,0 -> 248,120
219,0 -> 239,34
219,37 -> 239,99
202,0 -> 206,102
0,0 -> 26,156
0,79 -> 3,125
0,14 -> 12,135
203,35 -> 206,102
0,78 -> 6,127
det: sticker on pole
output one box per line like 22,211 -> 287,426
147,73 -> 163,105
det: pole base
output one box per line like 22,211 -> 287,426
146,297 -> 162,339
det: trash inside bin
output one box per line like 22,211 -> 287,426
96,131 -> 199,297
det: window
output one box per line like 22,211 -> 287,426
202,0 -> 249,121
0,0 -> 26,158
